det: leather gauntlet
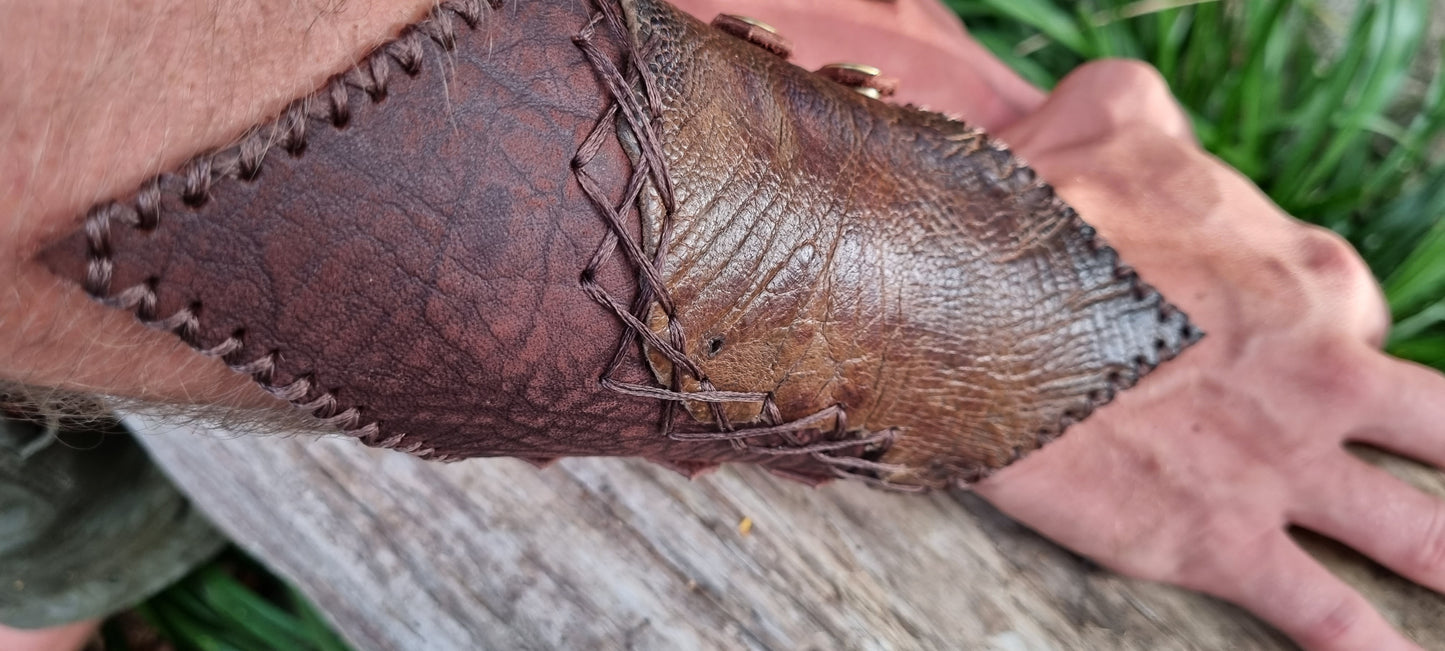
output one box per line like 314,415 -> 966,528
40,0 -> 1198,489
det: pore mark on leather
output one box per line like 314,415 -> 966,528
571,0 -> 912,488
612,0 -> 1203,488
67,0 -> 510,458
40,0 -> 884,483
40,0 -> 1200,489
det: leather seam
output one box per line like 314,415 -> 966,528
571,0 -> 920,490
565,12 -> 1203,487
78,0 -> 504,462
925,131 -> 1204,485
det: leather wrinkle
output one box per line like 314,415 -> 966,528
43,0 -> 865,482
616,0 -> 1203,488
571,1 -> 908,488
37,0 -> 1203,489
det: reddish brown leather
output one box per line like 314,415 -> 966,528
623,0 -> 1198,487
39,0 -> 1197,489
38,0 -> 827,479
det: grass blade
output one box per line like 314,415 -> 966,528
1384,217 -> 1445,317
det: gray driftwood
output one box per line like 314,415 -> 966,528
127,415 -> 1445,650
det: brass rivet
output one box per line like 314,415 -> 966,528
817,63 -> 900,99
823,62 -> 883,77
712,14 -> 792,59
726,15 -> 777,33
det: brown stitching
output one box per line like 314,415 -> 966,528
198,335 -> 242,358
78,0 -> 496,447
821,456 -> 928,493
986,153 -> 1203,464
566,12 -> 1203,487
745,426 -> 894,456
266,376 -> 312,402
141,303 -> 198,334
572,2 -> 902,481
375,432 -> 407,449
667,404 -> 844,442
899,104 -> 1205,468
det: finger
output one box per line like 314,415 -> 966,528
1348,355 -> 1445,469
1001,59 -> 1196,158
1289,454 -> 1445,594
669,0 -> 1045,132
1185,531 -> 1419,651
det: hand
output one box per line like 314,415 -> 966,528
671,2 -> 1444,647
5,2 -> 1442,647
680,5 -> 1444,645
976,60 -> 1445,651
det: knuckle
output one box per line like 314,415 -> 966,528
1080,58 -> 1170,92
1295,228 -> 1366,281
1292,340 -> 1372,403
1071,59 -> 1191,140
1299,596 -> 1368,647
1293,227 -> 1390,342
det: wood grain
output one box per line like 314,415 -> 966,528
126,415 -> 1445,650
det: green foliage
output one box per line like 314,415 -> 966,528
948,0 -> 1445,370
114,3 -> 1445,648
115,550 -> 352,651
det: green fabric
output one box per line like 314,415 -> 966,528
0,416 -> 225,628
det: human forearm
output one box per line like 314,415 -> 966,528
0,0 -> 433,402
0,0 -> 1044,408
27,0 -> 1190,484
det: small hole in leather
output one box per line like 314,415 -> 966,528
705,335 -> 724,358
181,189 -> 208,208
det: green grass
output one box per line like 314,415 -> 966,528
115,2 -> 1445,648
950,0 -> 1445,370
105,549 -> 352,651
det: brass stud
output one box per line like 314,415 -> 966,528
711,14 -> 792,59
817,63 -> 900,99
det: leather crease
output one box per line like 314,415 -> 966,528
599,0 -> 1202,488
38,0 -> 1199,490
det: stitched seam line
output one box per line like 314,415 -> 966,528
921,129 -> 1204,486
567,11 -> 1202,488
571,1 -> 919,489
80,0 -> 504,462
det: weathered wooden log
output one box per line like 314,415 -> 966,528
130,414 -> 1445,650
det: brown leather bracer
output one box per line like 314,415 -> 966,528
39,0 -> 1198,489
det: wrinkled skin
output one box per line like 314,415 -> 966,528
625,0 -> 1197,487
32,0 -> 1197,486
676,2 -> 1445,649
2,0 -> 1443,649
984,62 -> 1438,651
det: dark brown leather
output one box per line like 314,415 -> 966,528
39,0 -> 1198,489
621,0 -> 1199,486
